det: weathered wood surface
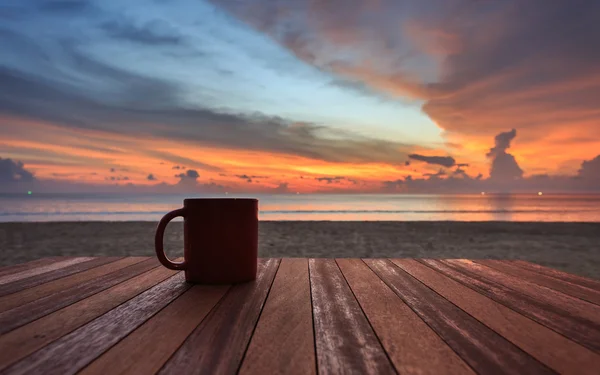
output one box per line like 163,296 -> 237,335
393,259 -> 600,375
0,257 -> 146,312
310,258 -> 395,375
421,259 -> 600,352
239,258 -> 316,375
0,257 -> 122,297
476,259 -> 600,305
510,260 -> 600,291
337,259 -> 474,375
158,258 -> 280,375
1,257 -> 598,375
0,258 -> 159,334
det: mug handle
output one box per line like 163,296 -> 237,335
155,208 -> 187,270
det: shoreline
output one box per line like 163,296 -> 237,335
1,221 -> 599,279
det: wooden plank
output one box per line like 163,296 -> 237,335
421,259 -> 600,353
0,257 -> 123,298
0,257 -> 147,312
239,258 -> 316,375
365,259 -> 554,375
0,258 -> 159,334
337,259 -> 474,375
309,259 -> 395,375
511,260 -> 600,291
0,258 -> 62,278
3,272 -> 191,375
0,265 -> 178,371
80,284 -> 229,375
475,259 -> 600,305
0,257 -> 92,285
394,259 -> 600,375
158,258 -> 280,375
444,259 -> 600,325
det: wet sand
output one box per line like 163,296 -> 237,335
1,221 -> 599,279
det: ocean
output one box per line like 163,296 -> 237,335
1,193 -> 599,222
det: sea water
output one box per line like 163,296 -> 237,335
1,193 -> 599,222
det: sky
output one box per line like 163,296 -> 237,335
1,0 -> 599,194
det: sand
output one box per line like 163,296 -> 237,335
1,221 -> 599,279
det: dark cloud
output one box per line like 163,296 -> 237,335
235,174 -> 267,183
273,182 -> 290,193
315,176 -> 345,184
408,154 -> 455,168
172,165 -> 183,170
486,129 -> 523,182
214,0 -> 600,161
100,19 -> 185,46
176,169 -> 199,181
0,157 -> 35,183
147,174 -> 157,181
0,21 -> 420,168
110,168 -> 115,173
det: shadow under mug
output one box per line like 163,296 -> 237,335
155,198 -> 258,284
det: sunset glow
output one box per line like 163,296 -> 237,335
1,0 -> 599,194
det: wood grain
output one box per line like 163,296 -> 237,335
3,273 -> 190,375
0,257 -> 143,311
80,284 -> 229,375
240,258 -> 316,375
510,260 -> 600,291
475,260 -> 600,305
309,259 -> 395,375
0,258 -> 62,278
337,259 -> 474,375
0,265 -> 178,371
444,259 -> 600,325
394,259 -> 600,375
365,259 -> 554,375
0,258 -> 159,334
158,258 -> 280,375
0,257 -> 123,298
0,257 -> 92,285
421,259 -> 600,352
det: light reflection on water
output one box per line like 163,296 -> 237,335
0,193 -> 599,222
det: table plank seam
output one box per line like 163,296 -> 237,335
337,259 -> 398,375
236,258 -> 283,374
308,258 -> 319,375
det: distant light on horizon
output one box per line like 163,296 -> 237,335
538,192 -> 543,196
27,191 -> 32,195
481,192 -> 485,195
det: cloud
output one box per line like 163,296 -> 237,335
176,169 -> 199,182
315,176 -> 345,184
0,60 -> 417,166
273,182 -> 290,193
172,165 -> 183,170
212,0 -> 600,172
486,129 -> 523,182
235,174 -> 267,183
0,157 -> 35,183
110,168 -> 115,173
578,155 -> 600,184
100,19 -> 185,46
408,154 -> 455,168
147,174 -> 157,181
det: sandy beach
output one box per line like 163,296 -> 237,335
1,221 -> 599,279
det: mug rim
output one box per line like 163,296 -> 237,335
184,197 -> 258,203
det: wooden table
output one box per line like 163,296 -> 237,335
0,257 -> 599,375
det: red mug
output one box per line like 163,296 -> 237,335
155,198 -> 258,284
